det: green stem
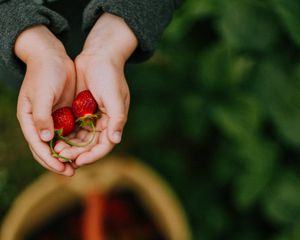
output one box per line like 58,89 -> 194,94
49,139 -> 72,163
58,121 -> 96,148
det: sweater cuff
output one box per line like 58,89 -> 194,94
0,0 -> 69,75
83,0 -> 175,63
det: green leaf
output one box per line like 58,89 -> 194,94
273,222 -> 300,240
211,94 -> 262,141
272,0 -> 300,45
197,44 -> 231,90
233,137 -> 277,209
197,45 -> 255,91
218,0 -> 279,50
128,102 -> 171,142
164,0 -> 220,42
180,94 -> 208,141
255,61 -> 300,146
263,172 -> 300,224
230,56 -> 255,85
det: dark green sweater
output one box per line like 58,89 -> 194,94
0,0 -> 182,74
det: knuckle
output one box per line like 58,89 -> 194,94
16,111 -> 21,121
33,113 -> 49,125
115,114 -> 127,124
125,92 -> 130,103
123,86 -> 130,97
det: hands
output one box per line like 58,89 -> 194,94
16,13 -> 137,175
55,13 -> 137,167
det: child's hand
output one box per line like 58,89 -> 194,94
54,13 -> 137,166
15,25 -> 76,176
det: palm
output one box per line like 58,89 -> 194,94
54,111 -> 114,166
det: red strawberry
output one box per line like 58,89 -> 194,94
60,90 -> 100,149
50,107 -> 75,162
52,107 -> 75,137
72,90 -> 98,119
106,198 -> 135,228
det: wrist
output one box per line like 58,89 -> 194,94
14,25 -> 66,64
82,13 -> 138,63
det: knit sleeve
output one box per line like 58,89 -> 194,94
82,0 -> 183,62
0,0 -> 69,75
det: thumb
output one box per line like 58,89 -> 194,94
32,93 -> 55,142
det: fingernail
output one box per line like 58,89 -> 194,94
40,130 -> 51,142
113,131 -> 122,143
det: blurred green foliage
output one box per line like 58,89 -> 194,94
1,0 -> 300,239
125,0 -> 300,238
0,83 -> 43,219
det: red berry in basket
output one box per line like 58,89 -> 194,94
106,198 -> 135,227
72,90 -> 98,119
52,107 -> 75,137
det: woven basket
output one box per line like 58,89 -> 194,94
1,155 -> 192,240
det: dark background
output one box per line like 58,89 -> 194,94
1,0 -> 300,239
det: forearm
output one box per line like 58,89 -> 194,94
15,25 -> 67,64
82,0 -> 179,62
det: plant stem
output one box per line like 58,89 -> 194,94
59,121 -> 96,148
49,139 -> 72,163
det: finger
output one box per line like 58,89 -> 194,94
125,93 -> 130,115
95,114 -> 108,132
76,129 -> 90,139
54,140 -> 70,153
30,136 -> 65,172
59,132 -> 99,160
76,130 -> 114,166
84,63 -> 127,144
76,142 -> 114,166
54,128 -> 91,153
71,162 -> 79,169
61,164 -> 76,177
29,145 -> 58,172
55,138 -> 86,162
30,145 -> 75,177
31,89 -> 55,142
17,95 -> 65,172
102,92 -> 127,144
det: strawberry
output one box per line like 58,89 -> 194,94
49,91 -> 99,162
72,90 -> 98,120
68,90 -> 99,148
49,107 -> 75,162
52,107 -> 75,137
